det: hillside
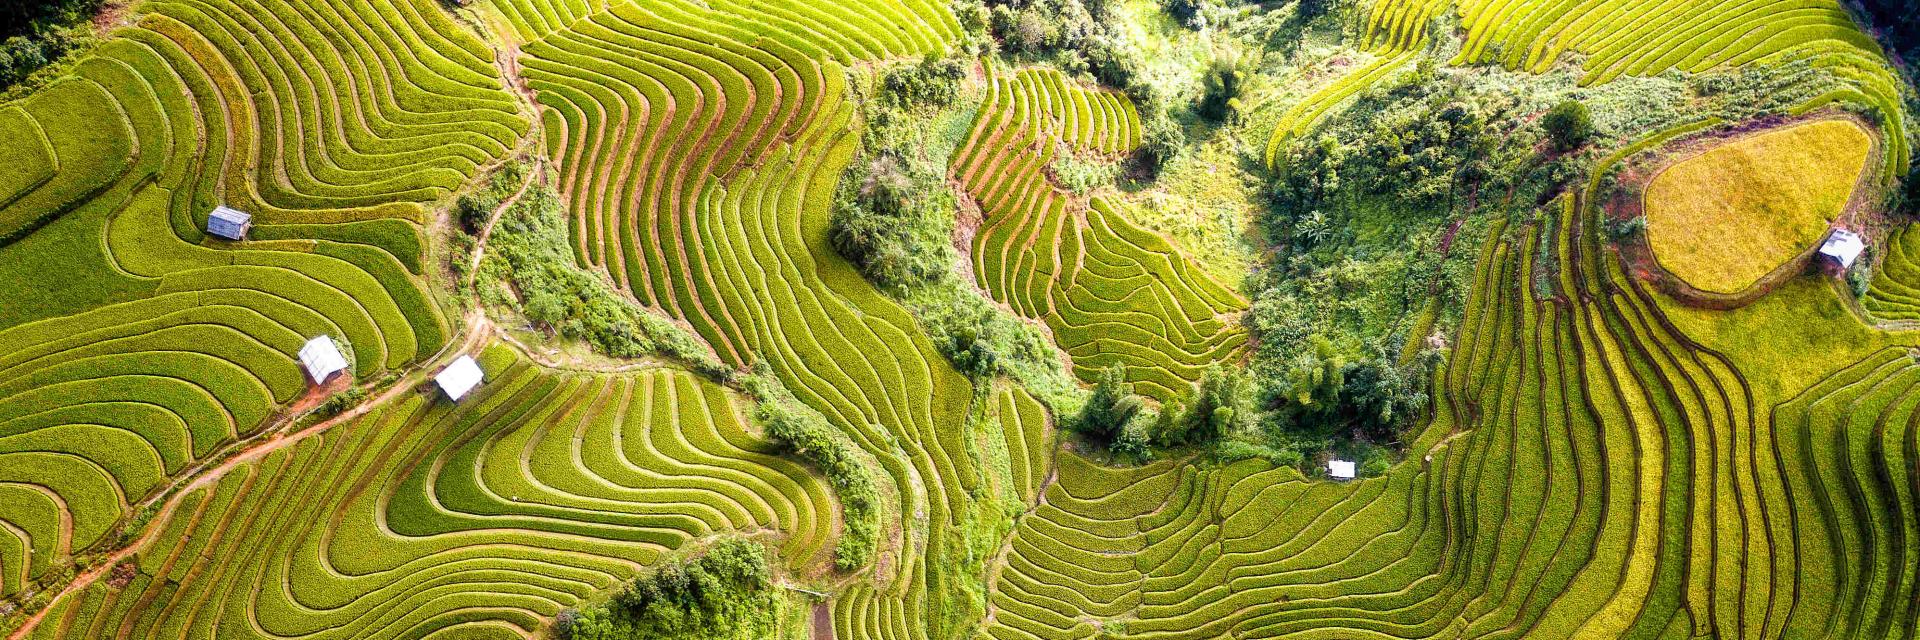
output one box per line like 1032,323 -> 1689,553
0,0 -> 1917,638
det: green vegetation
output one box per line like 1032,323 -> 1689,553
470,170 -> 724,373
0,0 -> 99,93
1070,365 -> 1144,445
5,0 -> 1920,638
1255,64 -> 1539,453
1543,100 -> 1595,151
741,368 -> 881,572
560,539 -> 785,640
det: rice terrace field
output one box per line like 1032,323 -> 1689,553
0,0 -> 1917,637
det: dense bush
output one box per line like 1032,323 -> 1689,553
559,539 -> 777,640
916,292 -> 1055,379
1541,100 -> 1593,152
474,184 -> 722,374
881,54 -> 966,110
309,387 -> 368,422
1154,364 -> 1248,446
830,102 -> 959,291
1197,47 -> 1245,122
1072,365 -> 1143,445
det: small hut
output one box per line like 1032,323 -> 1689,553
207,205 -> 253,241
1327,459 -> 1356,480
1819,229 -> 1865,270
298,336 -> 348,384
436,355 -> 484,401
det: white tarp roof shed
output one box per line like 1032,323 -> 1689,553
207,205 -> 252,240
299,336 -> 348,384
1819,229 -> 1865,269
1328,459 -> 1356,480
436,355 -> 484,401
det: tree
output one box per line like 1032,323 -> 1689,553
1542,100 -> 1593,152
1157,364 -> 1245,446
1198,47 -> 1244,122
1075,365 -> 1142,444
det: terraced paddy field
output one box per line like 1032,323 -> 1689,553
1643,119 -> 1874,295
0,0 -> 1917,638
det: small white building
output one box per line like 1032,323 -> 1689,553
206,205 -> 253,241
298,336 -> 348,384
1819,229 -> 1865,269
1328,459 -> 1356,480
436,355 -> 484,401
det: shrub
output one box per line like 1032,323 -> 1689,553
1073,365 -> 1142,444
1198,47 -> 1245,122
453,194 -> 490,235
1110,419 -> 1152,461
829,153 -> 956,291
1542,100 -> 1594,151
1132,106 -> 1185,175
1083,32 -> 1140,88
1157,364 -> 1247,446
310,387 -> 369,421
880,54 -> 965,110
560,539 -> 776,640
1161,0 -> 1210,29
1605,215 -> 1647,240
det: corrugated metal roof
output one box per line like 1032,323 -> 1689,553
436,355 -> 484,401
207,205 -> 252,240
1328,459 -> 1356,480
1820,229 -> 1865,268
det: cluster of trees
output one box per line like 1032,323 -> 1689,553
830,56 -> 966,292
1070,364 -> 1254,461
556,539 -> 778,640
1253,65 -> 1547,456
0,0 -> 99,90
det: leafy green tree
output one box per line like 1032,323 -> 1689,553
1075,365 -> 1142,444
880,54 -> 965,109
1542,100 -> 1594,152
1198,47 -> 1244,122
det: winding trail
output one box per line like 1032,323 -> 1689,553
5,314 -> 496,640
466,161 -> 543,286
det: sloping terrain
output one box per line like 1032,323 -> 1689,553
0,0 -> 1917,638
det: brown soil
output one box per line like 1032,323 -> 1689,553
91,1 -> 135,35
104,563 -> 135,590
811,601 -> 834,640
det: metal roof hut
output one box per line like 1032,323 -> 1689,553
1328,459 -> 1356,480
298,336 -> 349,384
436,355 -> 484,401
206,205 -> 252,240
1818,229 -> 1865,270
